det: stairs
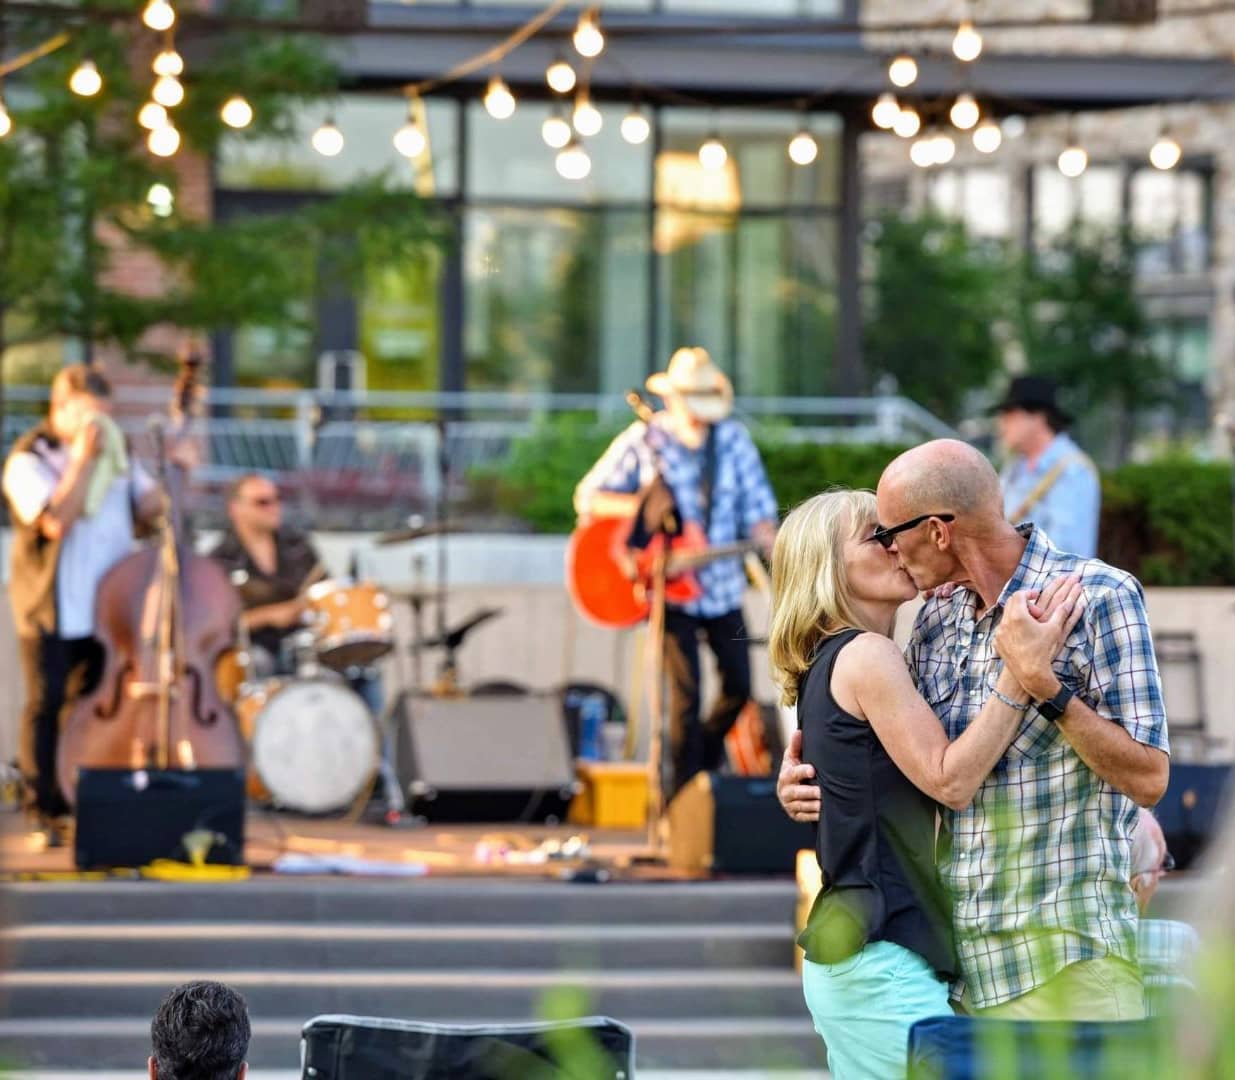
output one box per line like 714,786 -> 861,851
0,878 -> 825,1072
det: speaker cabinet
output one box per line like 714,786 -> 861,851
394,694 -> 578,823
1155,763 -> 1232,869
668,772 -> 814,874
74,768 -> 245,870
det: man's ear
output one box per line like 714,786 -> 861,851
148,1056 -> 158,1080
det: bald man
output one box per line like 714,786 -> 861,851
778,439 -> 1168,1022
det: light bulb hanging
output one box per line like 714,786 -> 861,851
1149,132 -> 1181,171
620,106 -> 650,145
483,76 -> 516,120
698,134 -> 727,172
888,55 -> 918,88
152,74 -> 184,108
546,58 -> 577,95
950,93 -> 980,131
69,60 -> 103,97
910,136 -> 935,168
0,97 -> 10,139
871,93 -> 900,130
788,129 -> 818,166
138,101 -> 168,130
952,19 -> 983,62
147,182 -> 175,217
573,10 -> 605,59
573,96 -> 602,137
141,0 -> 176,32
931,132 -> 956,165
542,110 -> 572,149
220,95 -> 253,129
147,123 -> 180,157
152,48 -> 183,77
556,139 -> 592,181
892,107 -> 920,139
1058,143 -> 1088,178
972,119 -> 1002,154
394,100 -> 427,157
311,118 -> 344,157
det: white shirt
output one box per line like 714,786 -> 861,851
3,442 -> 155,639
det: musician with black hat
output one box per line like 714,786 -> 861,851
993,375 -> 1100,557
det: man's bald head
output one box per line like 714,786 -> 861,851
878,439 -> 1004,526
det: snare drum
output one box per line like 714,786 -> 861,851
237,677 -> 379,813
305,580 -> 394,671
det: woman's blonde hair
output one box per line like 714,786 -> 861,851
768,488 -> 882,707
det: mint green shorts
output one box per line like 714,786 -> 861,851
803,940 -> 951,1080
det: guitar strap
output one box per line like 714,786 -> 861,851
701,423 -> 718,538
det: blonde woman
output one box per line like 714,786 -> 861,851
769,490 -> 1082,1080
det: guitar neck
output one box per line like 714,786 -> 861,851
667,541 -> 759,573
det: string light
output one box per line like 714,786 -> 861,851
698,134 -> 727,172
394,100 -> 427,157
0,96 -> 10,139
220,95 -> 253,129
483,76 -> 516,120
573,95 -> 602,137
888,55 -> 918,88
1058,143 -> 1088,178
1150,132 -> 1182,170
932,132 -> 956,165
69,60 -> 103,97
950,93 -> 980,131
311,118 -> 344,157
152,74 -> 184,108
146,182 -> 174,217
872,93 -> 900,130
621,106 -> 650,145
147,124 -> 180,157
788,129 -> 818,166
556,139 -> 591,180
573,10 -> 605,59
892,107 -> 920,139
972,118 -> 1002,153
138,101 -> 168,130
910,136 -> 935,168
546,58 -> 576,94
152,49 -> 183,77
952,19 -> 983,62
141,0 -> 175,32
542,108 -> 572,149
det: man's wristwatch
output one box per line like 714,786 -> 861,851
1034,683 -> 1074,721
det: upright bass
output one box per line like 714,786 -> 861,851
57,350 -> 245,805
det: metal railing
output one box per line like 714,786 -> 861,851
1,387 -> 954,528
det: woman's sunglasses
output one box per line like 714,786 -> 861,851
871,513 -> 955,550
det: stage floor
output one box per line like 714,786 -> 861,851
0,806 -> 688,882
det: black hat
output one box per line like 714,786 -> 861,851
991,375 -> 1071,425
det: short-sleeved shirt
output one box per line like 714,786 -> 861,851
208,527 -> 322,658
3,438 -> 155,639
572,416 -> 778,618
1002,432 -> 1100,557
906,524 -> 1168,1009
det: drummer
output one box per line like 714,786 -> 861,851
208,473 -> 385,725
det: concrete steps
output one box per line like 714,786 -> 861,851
0,879 -> 826,1072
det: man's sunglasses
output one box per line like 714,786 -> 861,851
872,513 -> 955,550
250,495 -> 280,508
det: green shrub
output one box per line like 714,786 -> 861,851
478,416 -> 1235,587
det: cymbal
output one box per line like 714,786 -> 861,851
374,521 -> 459,546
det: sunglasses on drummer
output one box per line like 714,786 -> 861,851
871,513 -> 955,550
249,495 -> 280,508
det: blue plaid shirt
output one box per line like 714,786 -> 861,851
573,416 -> 778,617
907,524 -> 1169,1008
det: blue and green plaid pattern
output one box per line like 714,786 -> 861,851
907,524 -> 1169,1008
573,416 -> 778,617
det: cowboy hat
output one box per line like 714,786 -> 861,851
645,347 -> 734,422
990,375 -> 1072,426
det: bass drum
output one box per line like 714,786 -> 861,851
243,678 -> 379,814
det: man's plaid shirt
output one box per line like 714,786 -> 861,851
907,524 -> 1169,1008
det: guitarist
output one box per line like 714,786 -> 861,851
574,347 -> 778,794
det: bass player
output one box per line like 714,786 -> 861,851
573,347 -> 778,795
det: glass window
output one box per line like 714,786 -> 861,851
928,168 -> 1010,238
663,0 -> 842,13
361,246 -> 443,393
1132,168 -> 1209,276
233,311 -> 315,387
656,210 -> 837,396
464,206 -> 650,395
466,102 -> 650,205
218,94 -> 459,195
658,108 -> 840,210
1033,163 -> 1120,239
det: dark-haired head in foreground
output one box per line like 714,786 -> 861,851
149,980 -> 250,1080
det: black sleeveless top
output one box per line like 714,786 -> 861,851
796,628 -> 955,978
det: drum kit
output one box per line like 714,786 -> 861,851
222,522 -> 505,819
